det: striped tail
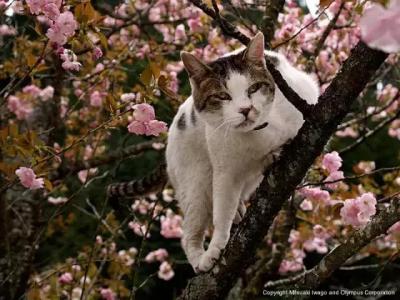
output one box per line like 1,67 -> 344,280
107,162 -> 167,199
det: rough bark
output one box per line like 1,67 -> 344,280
178,42 -> 388,300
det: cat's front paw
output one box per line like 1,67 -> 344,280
197,246 -> 222,272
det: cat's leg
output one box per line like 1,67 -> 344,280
180,186 -> 211,272
233,174 -> 264,224
233,200 -> 246,224
197,171 -> 242,272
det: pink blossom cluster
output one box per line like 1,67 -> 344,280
127,103 -> 168,136
322,151 -> 344,189
23,84 -> 54,101
128,221 -> 150,238
0,24 -> 17,36
340,192 -> 377,228
298,187 -> 330,204
90,90 -> 106,107
160,209 -> 183,239
275,0 -> 360,83
279,248 -> 305,274
388,119 -> 400,140
58,272 -> 73,284
77,168 -> 97,183
7,96 -> 33,120
132,199 -> 151,215
26,1 -> 78,45
0,0 -> 7,10
7,84 -> 55,119
303,225 -> 330,254
15,167 -> 44,190
356,161 -> 376,173
158,261 -> 174,281
60,49 -> 82,71
360,0 -> 400,53
117,250 -> 134,266
336,127 -> 359,138
145,248 -> 169,263
100,288 -> 116,300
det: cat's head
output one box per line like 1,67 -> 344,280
181,32 -> 275,132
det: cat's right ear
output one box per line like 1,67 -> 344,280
181,52 -> 210,78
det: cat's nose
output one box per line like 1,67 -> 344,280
239,106 -> 252,118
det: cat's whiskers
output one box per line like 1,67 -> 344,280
210,117 -> 241,138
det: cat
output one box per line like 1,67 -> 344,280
166,32 -> 319,273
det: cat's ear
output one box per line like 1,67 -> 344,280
181,52 -> 210,78
244,32 -> 265,64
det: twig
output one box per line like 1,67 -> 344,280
339,109 -> 400,155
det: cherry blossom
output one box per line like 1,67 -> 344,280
158,261 -> 174,281
58,272 -> 73,284
340,193 -> 377,228
278,248 -> 305,274
39,86 -> 54,101
322,151 -> 342,173
46,11 -> 78,45
0,24 -> 17,36
145,248 -> 169,263
90,91 -> 105,107
93,47 -> 103,60
15,167 -> 44,190
133,103 -> 155,122
26,0 -> 62,20
100,288 -> 116,300
324,170 -> 344,189
298,187 -> 330,203
7,96 -> 33,120
77,168 -> 97,183
160,209 -> 183,238
299,199 -> 313,211
303,237 -> 328,254
120,93 -> 136,102
127,104 -> 168,136
360,0 -> 400,53
128,221 -> 150,237
23,84 -> 41,96
60,49 -> 82,71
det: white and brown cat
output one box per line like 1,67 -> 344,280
166,32 -> 319,273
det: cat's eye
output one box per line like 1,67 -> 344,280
248,82 -> 266,96
209,92 -> 232,101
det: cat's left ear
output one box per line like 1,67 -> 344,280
244,32 -> 265,65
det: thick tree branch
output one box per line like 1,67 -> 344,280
242,199 -> 295,298
179,39 -> 387,299
265,197 -> 400,289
